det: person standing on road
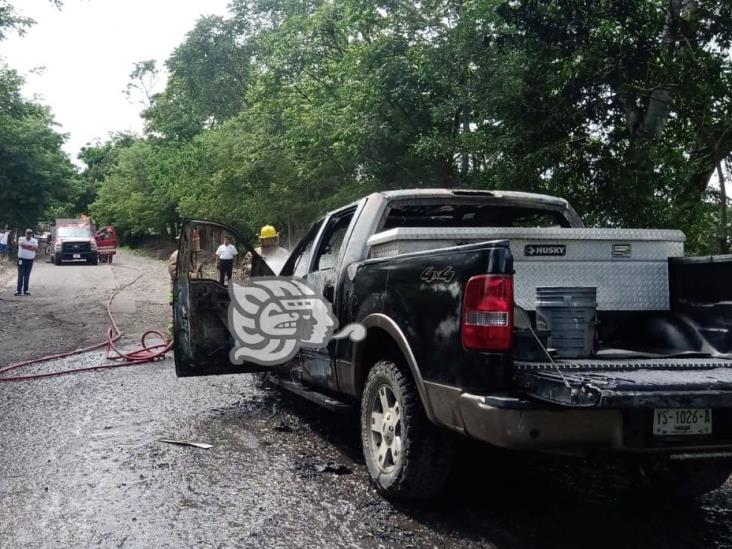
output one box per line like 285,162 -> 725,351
168,249 -> 178,283
0,225 -> 10,261
15,229 -> 38,296
215,235 -> 238,286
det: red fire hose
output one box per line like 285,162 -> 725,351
0,265 -> 173,382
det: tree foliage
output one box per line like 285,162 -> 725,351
0,65 -> 76,227
0,1 -> 79,228
91,0 -> 732,252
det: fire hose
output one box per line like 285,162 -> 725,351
0,265 -> 173,382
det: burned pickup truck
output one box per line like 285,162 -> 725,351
173,189 -> 732,500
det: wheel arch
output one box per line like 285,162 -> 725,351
353,313 -> 436,423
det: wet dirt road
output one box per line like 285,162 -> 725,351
2,252 -> 732,548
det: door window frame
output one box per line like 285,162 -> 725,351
280,219 -> 324,278
310,207 -> 357,275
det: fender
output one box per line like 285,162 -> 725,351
351,313 -> 437,423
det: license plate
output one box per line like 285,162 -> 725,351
73,253 -> 81,259
653,409 -> 712,436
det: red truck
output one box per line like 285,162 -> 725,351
94,226 -> 117,263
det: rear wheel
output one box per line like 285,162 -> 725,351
361,360 -> 454,501
632,458 -> 732,498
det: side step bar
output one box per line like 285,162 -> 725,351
267,375 -> 354,413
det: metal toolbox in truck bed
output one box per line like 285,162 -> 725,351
367,227 -> 685,311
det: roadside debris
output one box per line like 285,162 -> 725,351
293,456 -> 353,476
272,420 -> 293,432
313,461 -> 353,475
315,461 -> 352,475
159,439 -> 213,449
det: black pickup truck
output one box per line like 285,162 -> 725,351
173,189 -> 732,500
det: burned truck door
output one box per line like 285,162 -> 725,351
173,219 -> 275,377
297,207 -> 358,392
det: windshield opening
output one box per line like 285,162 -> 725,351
382,202 -> 572,229
57,227 -> 92,238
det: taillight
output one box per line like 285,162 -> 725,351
462,275 -> 513,351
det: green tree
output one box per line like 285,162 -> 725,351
0,66 -> 75,228
89,0 -> 732,253
479,0 -> 732,236
91,139 -> 182,238
144,15 -> 254,140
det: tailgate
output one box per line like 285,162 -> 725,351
516,358 -> 732,408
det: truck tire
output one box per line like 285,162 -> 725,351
633,458 -> 732,498
54,254 -> 61,265
361,360 -> 454,500
89,254 -> 98,265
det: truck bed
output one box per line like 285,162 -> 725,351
515,358 -> 732,408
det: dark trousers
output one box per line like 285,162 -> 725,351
219,259 -> 233,285
17,258 -> 33,292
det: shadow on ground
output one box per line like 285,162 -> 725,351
224,384 -> 732,549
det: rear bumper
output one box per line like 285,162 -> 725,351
459,393 -> 623,450
456,393 -> 732,455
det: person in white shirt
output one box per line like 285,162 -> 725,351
215,235 -> 238,286
0,225 -> 10,259
16,228 -> 38,296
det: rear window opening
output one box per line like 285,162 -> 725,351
382,203 -> 572,229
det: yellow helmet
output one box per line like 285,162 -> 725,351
259,225 -> 278,239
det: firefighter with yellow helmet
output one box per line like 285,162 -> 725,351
240,224 -> 290,278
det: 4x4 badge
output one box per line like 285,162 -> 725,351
420,266 -> 456,283
524,244 -> 566,256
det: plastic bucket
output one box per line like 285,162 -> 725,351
535,287 -> 597,358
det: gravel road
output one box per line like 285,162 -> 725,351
2,251 -> 732,548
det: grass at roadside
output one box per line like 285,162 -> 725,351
121,236 -> 176,261
121,246 -> 170,262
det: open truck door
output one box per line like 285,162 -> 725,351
173,219 -> 276,376
94,226 -> 117,263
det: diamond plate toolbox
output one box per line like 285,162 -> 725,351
367,227 -> 685,311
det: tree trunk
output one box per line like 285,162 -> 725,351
460,101 -> 470,182
717,155 -> 729,254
